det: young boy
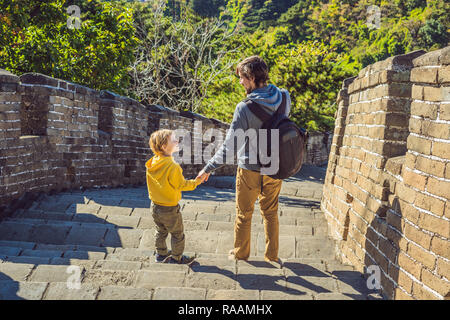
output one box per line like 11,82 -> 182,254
146,129 -> 204,264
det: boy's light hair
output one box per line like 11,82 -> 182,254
149,129 -> 173,155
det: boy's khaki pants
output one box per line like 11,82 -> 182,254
234,167 -> 283,261
151,203 -> 185,260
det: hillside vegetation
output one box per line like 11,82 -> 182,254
1,0 -> 448,132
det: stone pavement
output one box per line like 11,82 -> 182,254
0,165 -> 383,300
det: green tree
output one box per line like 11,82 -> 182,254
418,18 -> 449,48
190,0 -> 227,17
0,0 -> 138,94
202,29 -> 353,132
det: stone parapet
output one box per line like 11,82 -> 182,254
321,46 -> 450,300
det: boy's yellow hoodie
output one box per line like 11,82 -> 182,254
146,154 -> 202,206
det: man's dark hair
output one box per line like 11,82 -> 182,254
236,56 -> 269,86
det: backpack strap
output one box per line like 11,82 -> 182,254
243,91 -> 287,123
276,91 -> 287,116
243,99 -> 272,123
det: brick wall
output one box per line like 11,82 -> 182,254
321,46 -> 450,300
0,70 -> 236,212
305,131 -> 332,166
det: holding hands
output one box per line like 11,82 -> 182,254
196,169 -> 210,184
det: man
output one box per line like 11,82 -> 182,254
196,56 -> 291,263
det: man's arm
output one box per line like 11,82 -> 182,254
201,103 -> 249,174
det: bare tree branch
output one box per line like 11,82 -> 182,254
128,0 -> 240,113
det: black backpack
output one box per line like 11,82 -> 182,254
243,91 -> 307,180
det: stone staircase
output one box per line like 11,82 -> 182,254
0,166 -> 383,300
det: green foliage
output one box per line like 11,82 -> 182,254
270,42 -> 354,132
190,0 -> 227,17
201,29 -> 354,132
201,0 -> 448,132
219,0 -> 249,32
419,18 -> 449,48
1,0 -> 448,133
0,0 -> 138,94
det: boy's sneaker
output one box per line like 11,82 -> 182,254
155,253 -> 170,263
167,255 -> 195,265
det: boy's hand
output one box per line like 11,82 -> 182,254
196,169 -> 210,183
195,176 -> 205,184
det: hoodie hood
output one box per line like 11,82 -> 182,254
145,154 -> 173,178
246,84 -> 282,113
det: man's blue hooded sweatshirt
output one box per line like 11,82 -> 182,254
202,84 -> 291,173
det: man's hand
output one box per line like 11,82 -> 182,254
196,169 -> 210,183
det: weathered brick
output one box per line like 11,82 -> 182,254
430,236 -> 449,258
415,156 -> 446,178
426,177 -> 450,200
380,271 -> 395,299
438,65 -> 450,83
421,268 -> 450,297
410,101 -> 438,119
394,288 -> 414,300
419,212 -> 450,238
437,258 -> 450,279
410,67 -> 438,84
411,85 -> 424,100
408,118 -> 422,135
431,141 -> 450,159
380,70 -> 410,83
412,48 -> 441,67
412,281 -> 439,300
396,183 -> 417,205
446,202 -> 450,220
386,210 -> 404,232
397,269 -> 414,294
407,135 -> 431,155
440,103 -> 450,121
402,169 -> 427,191
414,193 -> 445,217
422,122 -> 449,140
407,242 -> 436,270
388,83 -> 412,98
404,224 -> 432,250
423,86 -> 443,102
398,251 -> 422,280
379,238 -> 398,263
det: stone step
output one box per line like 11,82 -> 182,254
0,219 -> 146,248
5,214 -> 150,229
6,209 -> 329,236
24,197 -> 323,216
0,219 -> 335,260
0,247 -> 366,300
0,253 -> 356,281
139,229 -> 336,259
0,280 -> 50,300
0,234 -> 337,267
0,216 -> 327,240
0,280 -> 379,301
11,207 -> 323,227
0,280 -> 152,300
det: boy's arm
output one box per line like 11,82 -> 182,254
169,164 -> 202,191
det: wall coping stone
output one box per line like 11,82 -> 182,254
0,69 -> 20,84
413,46 -> 450,67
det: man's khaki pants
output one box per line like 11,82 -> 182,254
234,167 -> 283,261
151,203 -> 185,260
